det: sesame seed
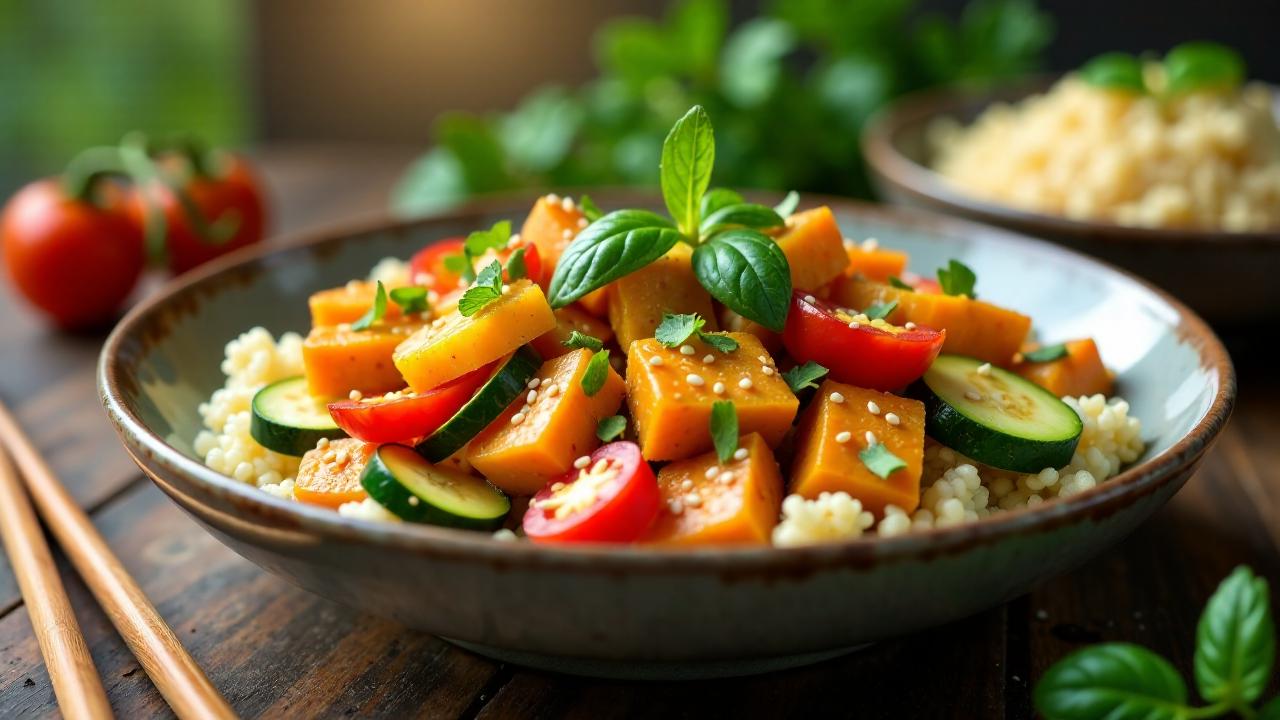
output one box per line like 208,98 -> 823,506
544,383 -> 560,397
547,193 -> 561,203
977,363 -> 992,376
702,354 -> 715,364
526,390 -> 538,404
757,355 -> 768,363
761,366 -> 775,376
680,344 -> 696,356
348,389 -> 363,401
668,499 -> 684,514
738,378 -> 753,390
733,448 -> 749,461
683,493 -> 703,508
867,400 -> 881,415
713,382 -> 726,395
648,355 -> 664,366
865,430 -> 878,446
573,455 -> 591,469
317,437 -> 330,449
830,391 -> 845,404
408,496 -> 420,506
501,284 -> 510,293
803,294 -> 817,304
591,458 -> 610,475
680,479 -> 694,491
904,321 -> 917,330
686,373 -> 705,386
577,217 -> 588,229
885,412 -> 901,426
551,482 -> 566,491
861,238 -> 880,252
511,412 -> 526,424
704,466 -> 719,480
835,431 -> 853,444
561,196 -> 576,211
528,378 -> 541,389
562,228 -> 574,239
718,471 -> 734,484
965,390 -> 983,402
848,320 -> 860,329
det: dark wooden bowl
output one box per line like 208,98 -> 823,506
861,78 -> 1280,326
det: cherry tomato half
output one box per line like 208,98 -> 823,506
408,238 -> 542,297
523,441 -> 660,544
1,179 -> 145,329
326,361 -> 497,443
782,291 -> 945,391
901,273 -> 942,294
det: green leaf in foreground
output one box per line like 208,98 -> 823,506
859,443 -> 907,479
655,313 -> 705,347
596,415 -> 627,442
937,259 -> 977,298
546,209 -> 683,307
1034,644 -> 1188,720
709,400 -> 738,463
774,190 -> 799,218
782,361 -> 828,394
699,203 -> 785,237
862,300 -> 898,321
562,330 -> 604,352
389,286 -> 429,315
580,349 -> 611,397
457,261 -> 503,316
1024,343 -> 1069,363
1195,566 -> 1275,705
352,281 -> 388,330
691,229 -> 792,332
660,105 -> 715,237
1079,52 -> 1146,93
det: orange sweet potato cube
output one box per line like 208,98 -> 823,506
530,305 -> 615,360
642,433 -> 784,546
626,333 -> 797,461
608,245 -> 718,351
302,319 -> 422,398
773,206 -> 850,292
843,243 -> 908,283
578,285 -> 611,317
308,280 -> 407,327
1014,338 -> 1113,398
790,380 -> 925,516
521,194 -> 587,285
468,349 -> 625,495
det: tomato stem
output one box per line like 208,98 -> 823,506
61,146 -> 130,206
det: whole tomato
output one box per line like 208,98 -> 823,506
128,154 -> 267,275
1,179 -> 145,329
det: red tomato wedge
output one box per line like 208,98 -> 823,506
523,442 -> 660,544
326,361 -> 496,443
408,238 -> 542,296
900,273 -> 942,294
782,291 -> 945,391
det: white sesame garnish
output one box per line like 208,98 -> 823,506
526,390 -> 538,404
885,412 -> 901,426
680,479 -> 695,491
733,447 -> 749,461
668,499 -> 684,514
848,320 -> 860,329
761,365 -> 775,376
718,471 -> 734,484
713,382 -> 726,395
573,456 -> 591,469
577,217 -> 589,229
528,378 -> 541,389
829,391 -> 845,404
680,344 -> 696,356
348,389 -> 363,401
544,383 -> 560,397
317,437 -> 330,449
683,493 -> 703,508
501,284 -> 511,293
702,354 -> 715,364
551,482 -> 566,492
562,228 -> 574,239
803,294 -> 817,304
865,430 -> 878,446
408,496 -> 420,506
867,400 -> 882,415
738,378 -> 753,390
965,390 -> 983,402
977,363 -> 992,376
547,193 -> 561,203
904,322 -> 917,330
511,412 -> 526,425
648,355 -> 664,366
835,431 -> 853,444
686,373 -> 705,386
561,196 -> 576,211
861,238 -> 880,252
704,466 -> 719,480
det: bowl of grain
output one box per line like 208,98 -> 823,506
862,46 -> 1280,325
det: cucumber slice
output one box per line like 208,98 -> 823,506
913,355 -> 1083,473
362,444 -> 510,529
250,376 -> 347,456
415,346 -> 541,462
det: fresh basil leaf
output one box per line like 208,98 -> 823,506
859,443 -> 907,479
1260,695 -> 1280,720
1079,52 -> 1146,93
700,203 -> 785,237
1034,644 -> 1189,720
352,281 -> 388,331
692,229 -> 792,332
710,400 -> 738,463
1024,343 -> 1068,363
581,349 -> 611,397
888,276 -> 914,291
579,194 -> 604,222
701,188 -> 745,219
465,220 -> 511,260
655,312 -> 706,347
862,300 -> 898,321
457,261 -> 503,316
774,190 -> 799,218
698,332 -> 739,353
1194,565 -> 1275,705
937,259 -> 977,298
596,414 -> 627,442
546,209 -> 682,307
389,286 -> 429,315
443,253 -> 470,276
562,330 -> 604,352
1165,42 -> 1245,95
783,361 -> 828,394
506,247 -> 528,281
660,104 -> 715,237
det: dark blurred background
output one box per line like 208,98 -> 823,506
3,0 -> 1278,203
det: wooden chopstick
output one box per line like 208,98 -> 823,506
0,400 -> 236,720
0,433 -> 113,719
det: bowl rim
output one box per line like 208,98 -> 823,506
99,192 -> 1237,571
861,76 -> 1280,245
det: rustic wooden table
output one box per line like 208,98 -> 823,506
0,147 -> 1276,719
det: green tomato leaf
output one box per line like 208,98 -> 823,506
579,194 -> 604,222
506,246 -> 528,281
546,209 -> 683,307
660,105 -> 715,237
655,312 -> 706,347
859,443 -> 907,479
389,286 -> 429,316
782,361 -> 828,394
937,259 -> 978,298
1024,343 -> 1069,363
562,330 -> 605,352
1033,644 -> 1190,720
701,188 -> 745,219
581,349 -> 612,397
709,400 -> 738,463
691,229 -> 792,332
1165,42 -> 1245,95
698,332 -> 739,353
596,414 -> 627,442
774,190 -> 799,219
352,281 -> 388,331
862,300 -> 898,321
1079,52 -> 1147,93
457,261 -> 504,317
1195,565 -> 1275,704
699,203 -> 785,237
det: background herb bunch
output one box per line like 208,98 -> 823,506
392,0 -> 1053,215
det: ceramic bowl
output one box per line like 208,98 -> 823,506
861,78 -> 1280,326
99,194 -> 1235,679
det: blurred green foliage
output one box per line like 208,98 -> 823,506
0,1 -> 248,195
394,0 -> 1053,215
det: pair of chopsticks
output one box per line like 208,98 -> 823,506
0,400 -> 235,719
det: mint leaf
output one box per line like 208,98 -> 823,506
701,188 -> 744,218
579,194 -> 603,222
352,281 -> 388,331
691,229 -> 792,332
1024,344 -> 1069,363
859,443 -> 907,479
562,330 -> 604,352
546,209 -> 682,307
862,300 -> 898,321
1195,566 -> 1275,705
1034,644 -> 1189,720
1165,42 -> 1245,95
655,312 -> 705,347
580,349 -> 611,397
888,276 -> 914,291
937,259 -> 977,298
700,203 -> 785,237
465,220 -> 511,258
457,261 -> 503,316
389,286 -> 429,315
698,332 -> 738,353
596,414 -> 627,442
506,247 -> 528,281
1079,52 -> 1146,93
443,253 -> 470,277
709,400 -> 738,463
783,361 -> 828,394
660,104 -> 715,238
774,190 -> 799,218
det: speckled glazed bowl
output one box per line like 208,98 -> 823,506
100,194 -> 1234,679
861,79 -> 1280,326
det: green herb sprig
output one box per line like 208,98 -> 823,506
859,442 -> 907,479
457,261 -> 504,316
596,415 -> 627,442
580,349 -> 611,396
709,400 -> 739,463
1023,343 -> 1068,363
563,331 -> 604,352
782,361 -> 828,394
352,281 -> 389,331
937,259 -> 977,298
1077,42 -> 1246,96
654,312 -> 739,353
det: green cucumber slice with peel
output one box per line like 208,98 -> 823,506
361,444 -> 510,529
250,376 -> 347,456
